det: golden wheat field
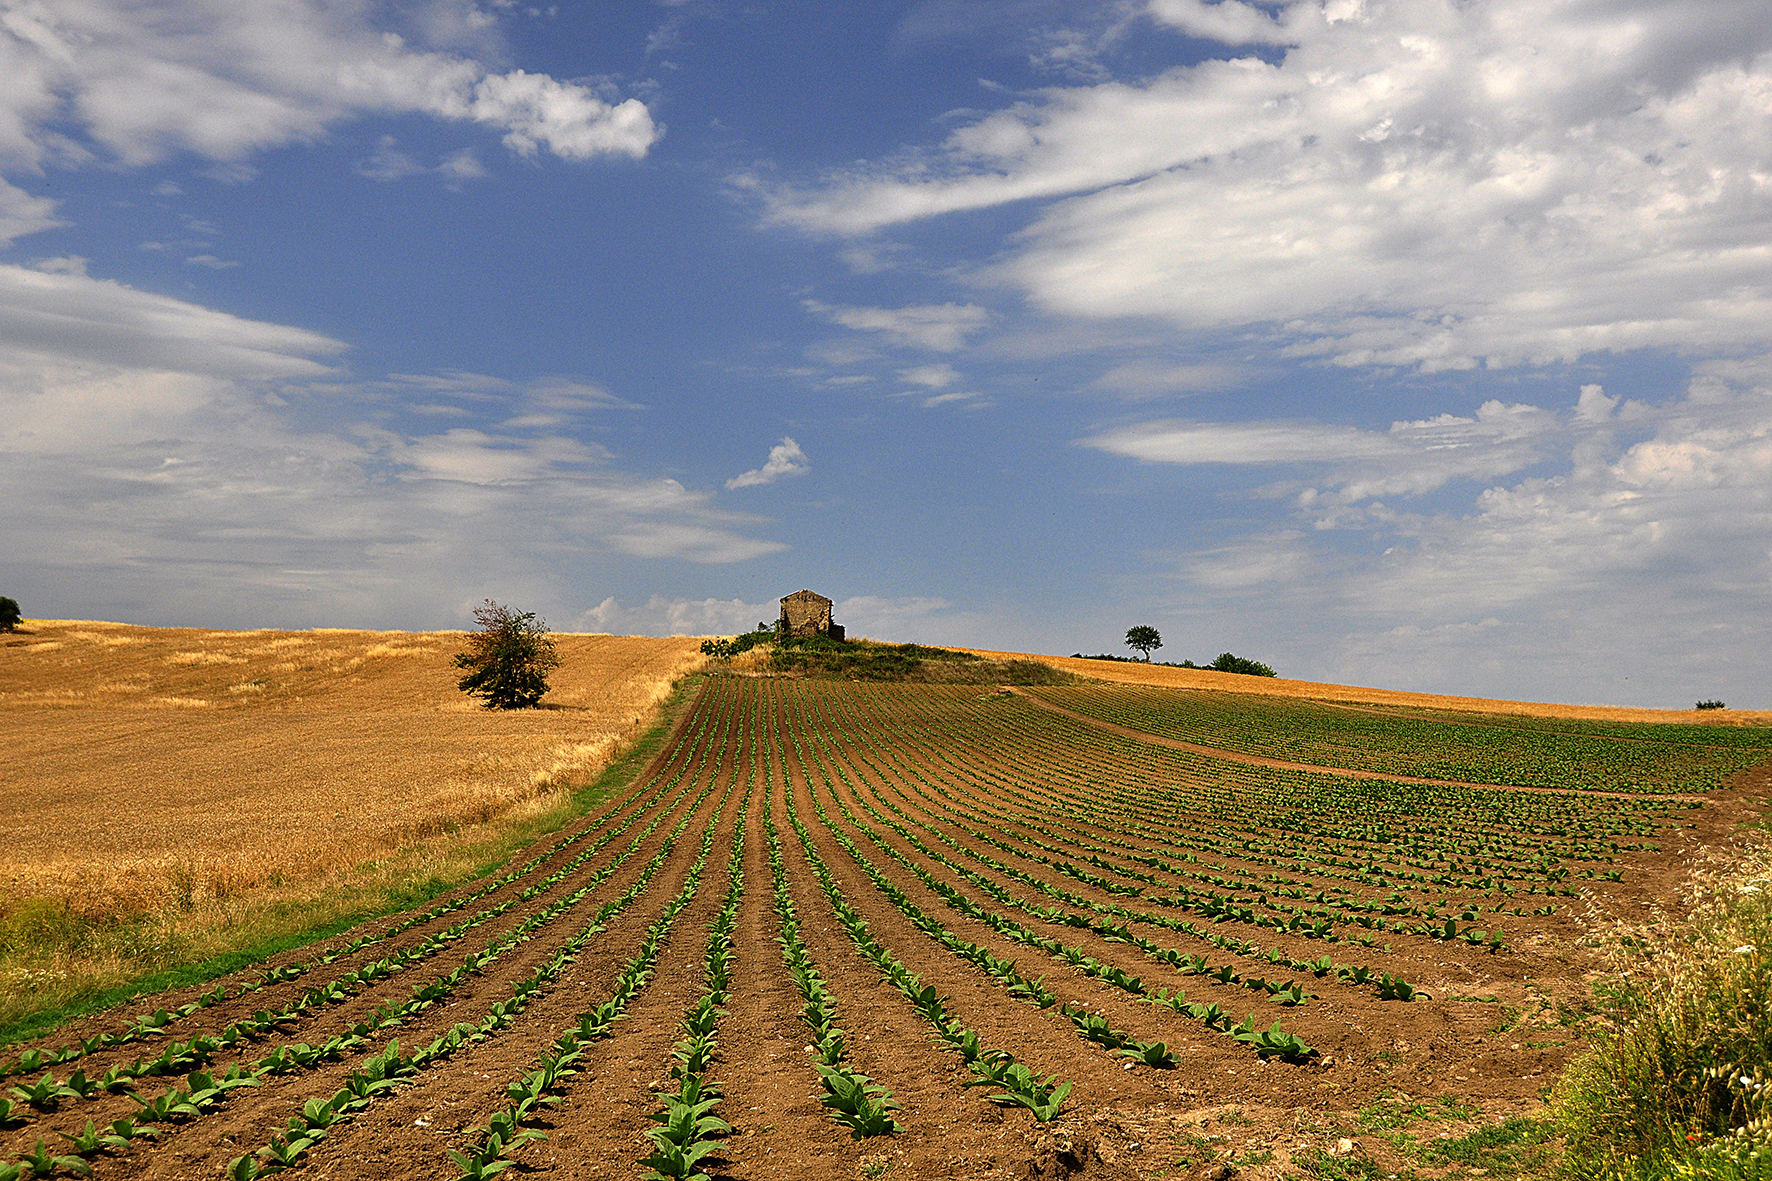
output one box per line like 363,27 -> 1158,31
0,621 -> 705,919
961,646 -> 1772,725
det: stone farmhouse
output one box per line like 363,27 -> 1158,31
779,590 -> 845,641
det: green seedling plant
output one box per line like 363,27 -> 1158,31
9,1075 -> 77,1111
813,1065 -> 903,1139
16,1138 -> 93,1178
982,1064 -> 1072,1121
1376,974 -> 1430,1002
1116,1040 -> 1178,1069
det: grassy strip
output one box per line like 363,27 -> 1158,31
1552,834 -> 1772,1180
0,675 -> 705,1048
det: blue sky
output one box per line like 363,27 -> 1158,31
3,0 -> 1770,709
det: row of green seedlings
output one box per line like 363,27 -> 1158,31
2,782 -> 713,1181
637,793 -> 749,1181
952,678 -> 1673,847
233,790 -> 726,1181
882,745 -> 1513,950
1012,763 -> 1517,949
1026,682 -> 1761,793
948,786 -> 1509,950
766,805 -> 901,1139
843,762 -> 1431,1002
437,686 -> 752,1181
802,685 -> 1515,955
789,758 -> 1315,1066
0,742 -> 705,1086
446,806 -> 733,1181
782,680 -> 1470,1001
777,801 -> 1071,1121
840,682 -> 1582,909
0,771 -> 712,1151
912,676 -> 1649,878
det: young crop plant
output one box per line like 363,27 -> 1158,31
782,785 -> 1073,1122
0,760 -> 702,1095
637,792 -> 750,1181
215,786 -> 727,1181
765,793 -> 904,1139
793,764 -> 1320,1064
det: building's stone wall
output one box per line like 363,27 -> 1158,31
780,590 -> 842,639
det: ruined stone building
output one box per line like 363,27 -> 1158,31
779,590 -> 845,641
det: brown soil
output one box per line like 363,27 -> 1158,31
3,674 -> 1766,1181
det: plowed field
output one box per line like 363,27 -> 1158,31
3,676 -> 1766,1181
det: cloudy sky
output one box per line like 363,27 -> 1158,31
3,0 -> 1769,708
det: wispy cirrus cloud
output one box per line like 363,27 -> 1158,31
1086,397 -> 1567,502
805,300 -> 989,352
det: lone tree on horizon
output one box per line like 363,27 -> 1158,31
1125,625 -> 1162,662
0,597 -> 18,633
454,600 -> 560,709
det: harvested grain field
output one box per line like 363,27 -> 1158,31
1,670 -> 1767,1181
0,621 -> 704,916
959,647 -> 1772,726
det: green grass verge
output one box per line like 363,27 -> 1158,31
0,673 -> 703,1048
1551,832 -> 1772,1180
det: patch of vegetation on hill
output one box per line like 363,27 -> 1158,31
766,636 -> 1072,684
1072,649 -> 1278,676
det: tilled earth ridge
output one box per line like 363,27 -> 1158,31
4,675 -> 1765,1181
0,688 -> 733,1160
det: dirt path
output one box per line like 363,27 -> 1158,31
1003,686 -> 1708,800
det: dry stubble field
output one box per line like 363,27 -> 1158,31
2,653 -> 1769,1181
0,621 -> 704,1020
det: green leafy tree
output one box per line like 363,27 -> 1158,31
0,597 -> 18,633
1124,625 -> 1162,662
1208,651 -> 1276,677
453,600 -> 560,709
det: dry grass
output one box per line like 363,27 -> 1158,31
957,647 -> 1772,726
0,619 -> 705,1026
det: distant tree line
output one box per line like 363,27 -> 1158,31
1066,626 -> 1277,677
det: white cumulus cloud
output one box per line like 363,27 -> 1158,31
768,0 -> 1772,370
0,266 -> 782,628
726,437 -> 810,489
0,0 -> 657,176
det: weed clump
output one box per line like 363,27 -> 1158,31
1553,836 -> 1772,1180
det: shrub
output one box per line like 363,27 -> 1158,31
1553,836 -> 1772,1179
453,600 -> 560,710
764,638 -> 1070,685
0,596 -> 19,632
699,625 -> 777,661
1208,652 -> 1276,677
1697,701 -> 1728,711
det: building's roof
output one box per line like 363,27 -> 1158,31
781,589 -> 832,604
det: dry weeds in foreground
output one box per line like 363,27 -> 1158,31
0,621 -> 704,1020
